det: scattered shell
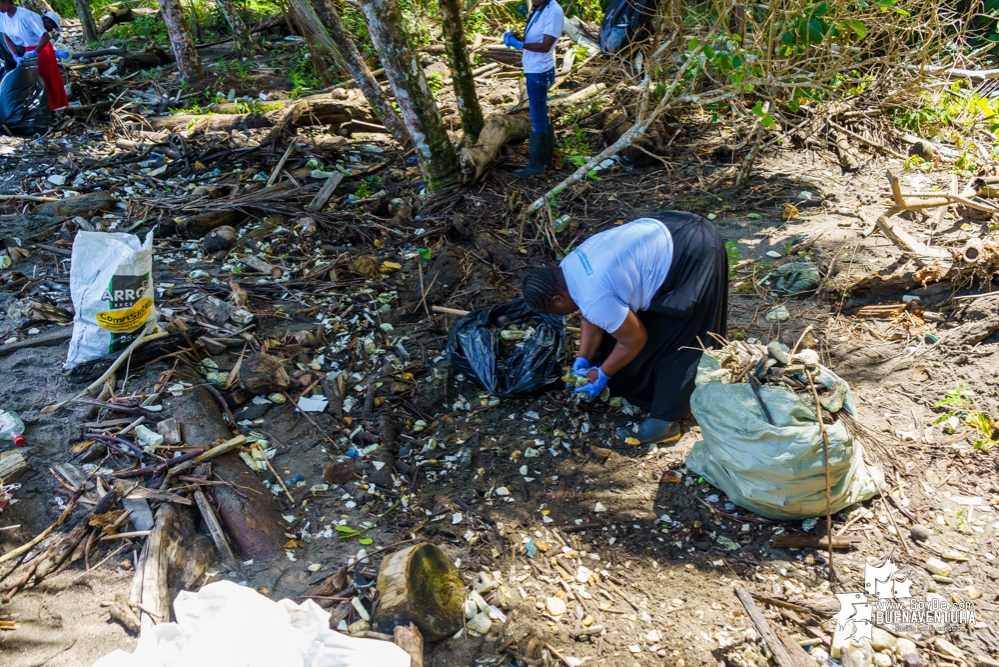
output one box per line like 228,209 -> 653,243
925,557 -> 952,577
766,305 -> 790,323
545,597 -> 566,616
467,611 -> 492,635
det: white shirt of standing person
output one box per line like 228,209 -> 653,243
559,218 -> 674,334
0,6 -> 46,46
522,0 -> 565,74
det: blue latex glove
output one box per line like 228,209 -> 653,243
11,54 -> 22,65
503,30 -> 524,50
54,50 -> 68,58
572,357 -> 591,377
574,367 -> 611,400
22,51 -> 36,59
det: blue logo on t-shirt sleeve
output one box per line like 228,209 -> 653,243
577,251 -> 594,276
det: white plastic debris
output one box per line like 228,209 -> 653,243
297,396 -> 329,412
91,581 -> 410,667
134,425 -> 164,448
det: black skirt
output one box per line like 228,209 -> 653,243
593,211 -> 728,421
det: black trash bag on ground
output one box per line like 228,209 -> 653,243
599,0 -> 657,53
446,298 -> 566,397
0,61 -> 52,136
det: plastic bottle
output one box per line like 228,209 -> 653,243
0,411 -> 26,447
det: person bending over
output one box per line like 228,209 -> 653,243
520,212 -> 729,444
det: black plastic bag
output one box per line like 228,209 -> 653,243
599,0 -> 657,53
0,61 -> 52,136
446,298 -> 566,397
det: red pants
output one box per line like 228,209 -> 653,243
24,43 -> 67,111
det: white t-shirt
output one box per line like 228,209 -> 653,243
522,0 -> 564,74
560,218 -> 674,333
0,7 -> 46,47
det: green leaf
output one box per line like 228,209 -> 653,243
586,170 -> 603,180
358,537 -> 373,545
761,113 -> 776,128
747,212 -> 763,219
840,18 -> 868,38
335,525 -> 358,534
751,100 -> 765,117
703,45 -> 716,59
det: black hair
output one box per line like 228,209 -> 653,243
521,266 -> 562,313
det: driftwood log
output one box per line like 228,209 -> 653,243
131,503 -> 215,631
460,111 -> 532,182
97,7 -> 160,34
177,210 -> 244,239
459,83 -> 609,182
147,94 -> 376,140
373,542 -> 465,641
166,387 -> 285,560
393,624 -> 424,667
0,451 -> 28,481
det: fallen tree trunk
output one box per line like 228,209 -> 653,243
373,543 -> 465,640
459,111 -> 531,181
98,7 -> 161,35
133,503 -> 215,630
458,84 -> 608,182
167,387 -> 286,560
147,95 -> 372,136
177,210 -> 244,238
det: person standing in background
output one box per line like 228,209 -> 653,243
0,0 -> 68,110
503,0 -> 565,178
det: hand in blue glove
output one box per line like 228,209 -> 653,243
503,30 -> 524,50
54,50 -> 68,58
572,357 -> 591,377
22,51 -> 36,59
574,367 -> 611,400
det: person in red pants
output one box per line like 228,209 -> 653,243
0,0 -> 67,110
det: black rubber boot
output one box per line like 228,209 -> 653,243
513,131 -> 546,178
546,124 -> 556,169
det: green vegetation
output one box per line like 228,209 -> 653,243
426,71 -> 445,96
935,381 -> 997,452
725,241 -> 741,280
557,126 -> 593,168
214,58 -> 256,89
